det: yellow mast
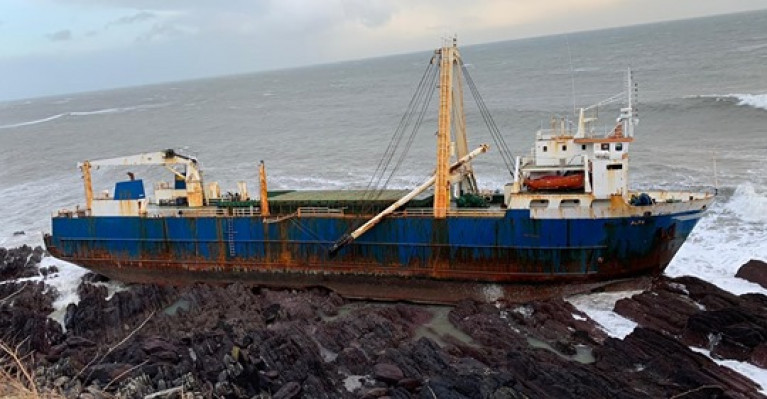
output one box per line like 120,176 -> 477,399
259,161 -> 270,217
434,41 -> 456,218
82,161 -> 93,212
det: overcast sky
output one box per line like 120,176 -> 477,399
1,0 -> 765,101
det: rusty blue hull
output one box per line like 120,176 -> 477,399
44,208 -> 704,302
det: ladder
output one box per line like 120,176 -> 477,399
227,218 -> 236,257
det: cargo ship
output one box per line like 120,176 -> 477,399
44,41 -> 715,303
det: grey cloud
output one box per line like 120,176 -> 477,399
46,29 -> 73,41
135,23 -> 185,42
342,0 -> 395,28
53,0 -> 269,12
107,11 -> 156,27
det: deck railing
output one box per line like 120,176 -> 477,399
296,207 -> 345,217
54,205 -> 510,219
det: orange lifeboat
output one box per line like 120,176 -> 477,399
524,173 -> 585,191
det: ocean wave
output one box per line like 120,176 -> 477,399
0,113 -> 68,129
723,182 -> 767,224
0,103 -> 169,130
684,93 -> 767,111
666,182 -> 767,296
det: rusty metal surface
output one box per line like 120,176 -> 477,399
44,210 -> 690,304
44,238 -> 655,304
45,190 -> 709,304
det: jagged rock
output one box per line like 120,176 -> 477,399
397,377 -> 421,392
683,307 -> 767,361
0,281 -> 63,353
141,336 -> 179,356
264,370 -> 279,379
337,347 -> 369,375
360,386 -> 388,398
314,303 -> 428,355
752,344 -> 767,368
736,259 -> 767,289
1,256 -> 764,399
263,303 -> 281,323
595,327 -> 761,398
53,375 -> 70,388
82,272 -> 111,283
374,363 -> 404,384
86,363 -> 134,385
30,246 -> 44,264
40,265 -> 59,277
273,381 -> 301,399
614,276 -> 767,370
0,245 -> 39,280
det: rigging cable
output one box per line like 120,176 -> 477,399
363,60 -> 437,200
460,62 -> 515,175
378,62 -> 439,195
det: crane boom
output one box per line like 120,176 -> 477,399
78,149 -> 196,168
329,144 -> 489,256
80,149 -> 206,210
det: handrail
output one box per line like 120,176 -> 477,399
297,207 -> 344,217
390,208 -> 506,217
53,205 -> 509,219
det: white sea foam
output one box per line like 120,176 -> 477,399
0,113 -> 68,129
724,183 -> 767,223
343,375 -> 370,392
567,291 -> 640,339
732,94 -> 767,111
0,103 -> 169,130
14,256 -> 89,327
688,93 -> 767,111
667,183 -> 767,295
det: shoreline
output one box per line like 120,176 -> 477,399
2,246 -> 767,398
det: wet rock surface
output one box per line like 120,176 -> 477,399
737,260 -> 767,289
0,245 -> 45,281
1,249 -> 766,398
615,270 -> 767,373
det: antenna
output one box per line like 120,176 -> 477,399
623,67 -> 638,137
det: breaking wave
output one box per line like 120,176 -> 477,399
666,182 -> 767,296
684,93 -> 767,111
0,103 -> 169,130
0,113 -> 67,129
723,183 -> 767,224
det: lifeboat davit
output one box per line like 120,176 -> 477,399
524,173 -> 585,191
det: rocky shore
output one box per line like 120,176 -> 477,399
2,246 -> 767,398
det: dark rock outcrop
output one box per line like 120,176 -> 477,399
0,245 -> 45,281
737,259 -> 767,289
615,275 -> 767,375
2,247 -> 764,399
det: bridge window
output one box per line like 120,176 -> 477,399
530,199 -> 549,208
560,199 -> 580,208
601,143 -> 609,150
615,143 -> 623,151
607,164 -> 623,170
